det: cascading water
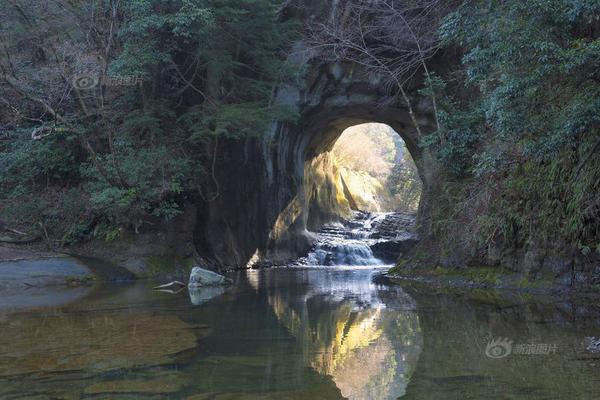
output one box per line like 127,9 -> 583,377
307,240 -> 383,266
301,211 -> 416,266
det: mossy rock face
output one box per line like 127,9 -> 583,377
390,258 -> 415,274
389,263 -> 541,290
449,267 -> 507,285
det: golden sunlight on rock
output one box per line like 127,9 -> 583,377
332,123 -> 421,212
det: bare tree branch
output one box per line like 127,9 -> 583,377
306,0 -> 451,137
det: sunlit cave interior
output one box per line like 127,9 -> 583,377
298,122 -> 422,267
331,123 -> 421,213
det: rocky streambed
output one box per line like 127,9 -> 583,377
298,211 -> 418,266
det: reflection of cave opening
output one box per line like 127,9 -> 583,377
331,123 -> 422,213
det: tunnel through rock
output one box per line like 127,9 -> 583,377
309,122 -> 421,220
298,123 -> 422,267
193,58 -> 439,269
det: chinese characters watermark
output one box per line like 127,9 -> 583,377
71,72 -> 143,90
485,337 -> 558,359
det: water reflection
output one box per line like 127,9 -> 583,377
0,283 -> 210,398
256,268 -> 422,399
189,285 -> 225,305
400,288 -> 600,400
0,268 -> 599,399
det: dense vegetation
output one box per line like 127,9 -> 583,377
424,0 -> 600,259
0,0 -> 297,243
1,0 -> 598,266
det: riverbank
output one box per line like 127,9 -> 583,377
387,264 -> 600,298
0,243 -> 60,262
0,251 -> 140,289
0,228 -> 195,287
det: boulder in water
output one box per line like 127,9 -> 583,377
188,266 -> 232,287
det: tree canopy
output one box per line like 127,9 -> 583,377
0,0 -> 297,242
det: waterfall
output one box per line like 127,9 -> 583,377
303,212 -> 385,266
301,211 -> 417,267
306,241 -> 382,266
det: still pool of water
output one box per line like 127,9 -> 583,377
1,266 -> 599,399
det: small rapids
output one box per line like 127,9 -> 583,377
301,211 -> 416,266
307,241 -> 382,266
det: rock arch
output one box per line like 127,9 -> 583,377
194,59 -> 440,268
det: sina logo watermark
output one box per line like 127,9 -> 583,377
72,71 -> 100,90
485,337 -> 558,359
71,71 -> 143,90
485,338 -> 513,359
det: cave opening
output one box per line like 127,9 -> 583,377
330,123 -> 422,214
304,121 -> 423,233
299,122 -> 423,266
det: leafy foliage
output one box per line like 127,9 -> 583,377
0,0 -> 297,242
426,0 -> 600,255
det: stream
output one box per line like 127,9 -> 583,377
301,211 -> 417,266
0,215 -> 599,399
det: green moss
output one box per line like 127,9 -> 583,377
392,258 -> 514,285
440,247 -> 451,257
424,266 -> 511,285
463,267 -> 504,285
145,255 -> 194,277
393,258 -> 410,270
517,277 -> 553,289
432,265 -> 447,276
